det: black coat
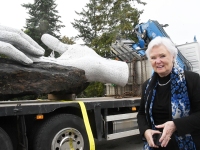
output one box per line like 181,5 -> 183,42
137,70 -> 200,149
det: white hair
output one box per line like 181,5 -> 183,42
145,36 -> 178,61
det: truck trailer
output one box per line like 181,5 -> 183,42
1,20 -> 200,150
0,95 -> 143,150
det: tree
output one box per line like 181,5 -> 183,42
72,0 -> 146,56
61,36 -> 76,45
77,82 -> 105,98
72,0 -> 99,50
22,0 -> 65,56
0,54 -> 7,59
72,0 -> 145,97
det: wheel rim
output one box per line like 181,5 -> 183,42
51,128 -> 84,150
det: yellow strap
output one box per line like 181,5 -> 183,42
60,100 -> 95,150
69,137 -> 74,150
77,101 -> 95,150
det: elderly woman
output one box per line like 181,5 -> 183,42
137,36 -> 200,149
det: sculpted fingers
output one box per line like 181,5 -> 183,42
41,34 -> 67,54
0,30 -> 44,56
0,25 -> 45,56
18,30 -> 45,53
0,41 -> 33,64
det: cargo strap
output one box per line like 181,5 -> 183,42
77,101 -> 95,150
61,100 -> 95,150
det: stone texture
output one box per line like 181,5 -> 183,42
0,58 -> 89,100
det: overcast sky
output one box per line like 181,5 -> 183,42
0,0 -> 199,45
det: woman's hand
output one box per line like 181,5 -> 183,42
144,129 -> 162,148
155,121 -> 176,147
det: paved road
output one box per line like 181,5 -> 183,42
95,135 -> 143,150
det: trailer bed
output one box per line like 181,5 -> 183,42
0,97 -> 141,117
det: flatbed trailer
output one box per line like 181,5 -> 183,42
2,19 -> 200,150
0,97 -> 141,150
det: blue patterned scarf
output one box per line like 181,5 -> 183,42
143,66 -> 196,150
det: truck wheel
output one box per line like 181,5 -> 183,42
0,127 -> 13,150
32,114 -> 89,150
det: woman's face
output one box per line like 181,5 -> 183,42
149,44 -> 174,77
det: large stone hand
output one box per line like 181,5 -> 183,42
0,25 -> 129,86
40,34 -> 129,86
0,25 -> 45,64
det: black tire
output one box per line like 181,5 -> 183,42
32,114 -> 89,150
0,127 -> 13,150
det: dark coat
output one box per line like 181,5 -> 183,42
137,70 -> 200,149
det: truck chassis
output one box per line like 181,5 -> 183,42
0,97 -> 140,150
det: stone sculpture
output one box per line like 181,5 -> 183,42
0,58 -> 88,100
0,25 -> 129,87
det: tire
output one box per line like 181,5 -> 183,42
32,114 -> 89,150
0,127 -> 13,150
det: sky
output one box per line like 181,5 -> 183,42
0,0 -> 199,45
136,0 -> 200,45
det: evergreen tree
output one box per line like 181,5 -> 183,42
22,0 -> 65,56
77,82 -> 105,98
72,0 -> 99,50
72,0 -> 146,57
72,0 -> 145,98
61,36 -> 76,45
